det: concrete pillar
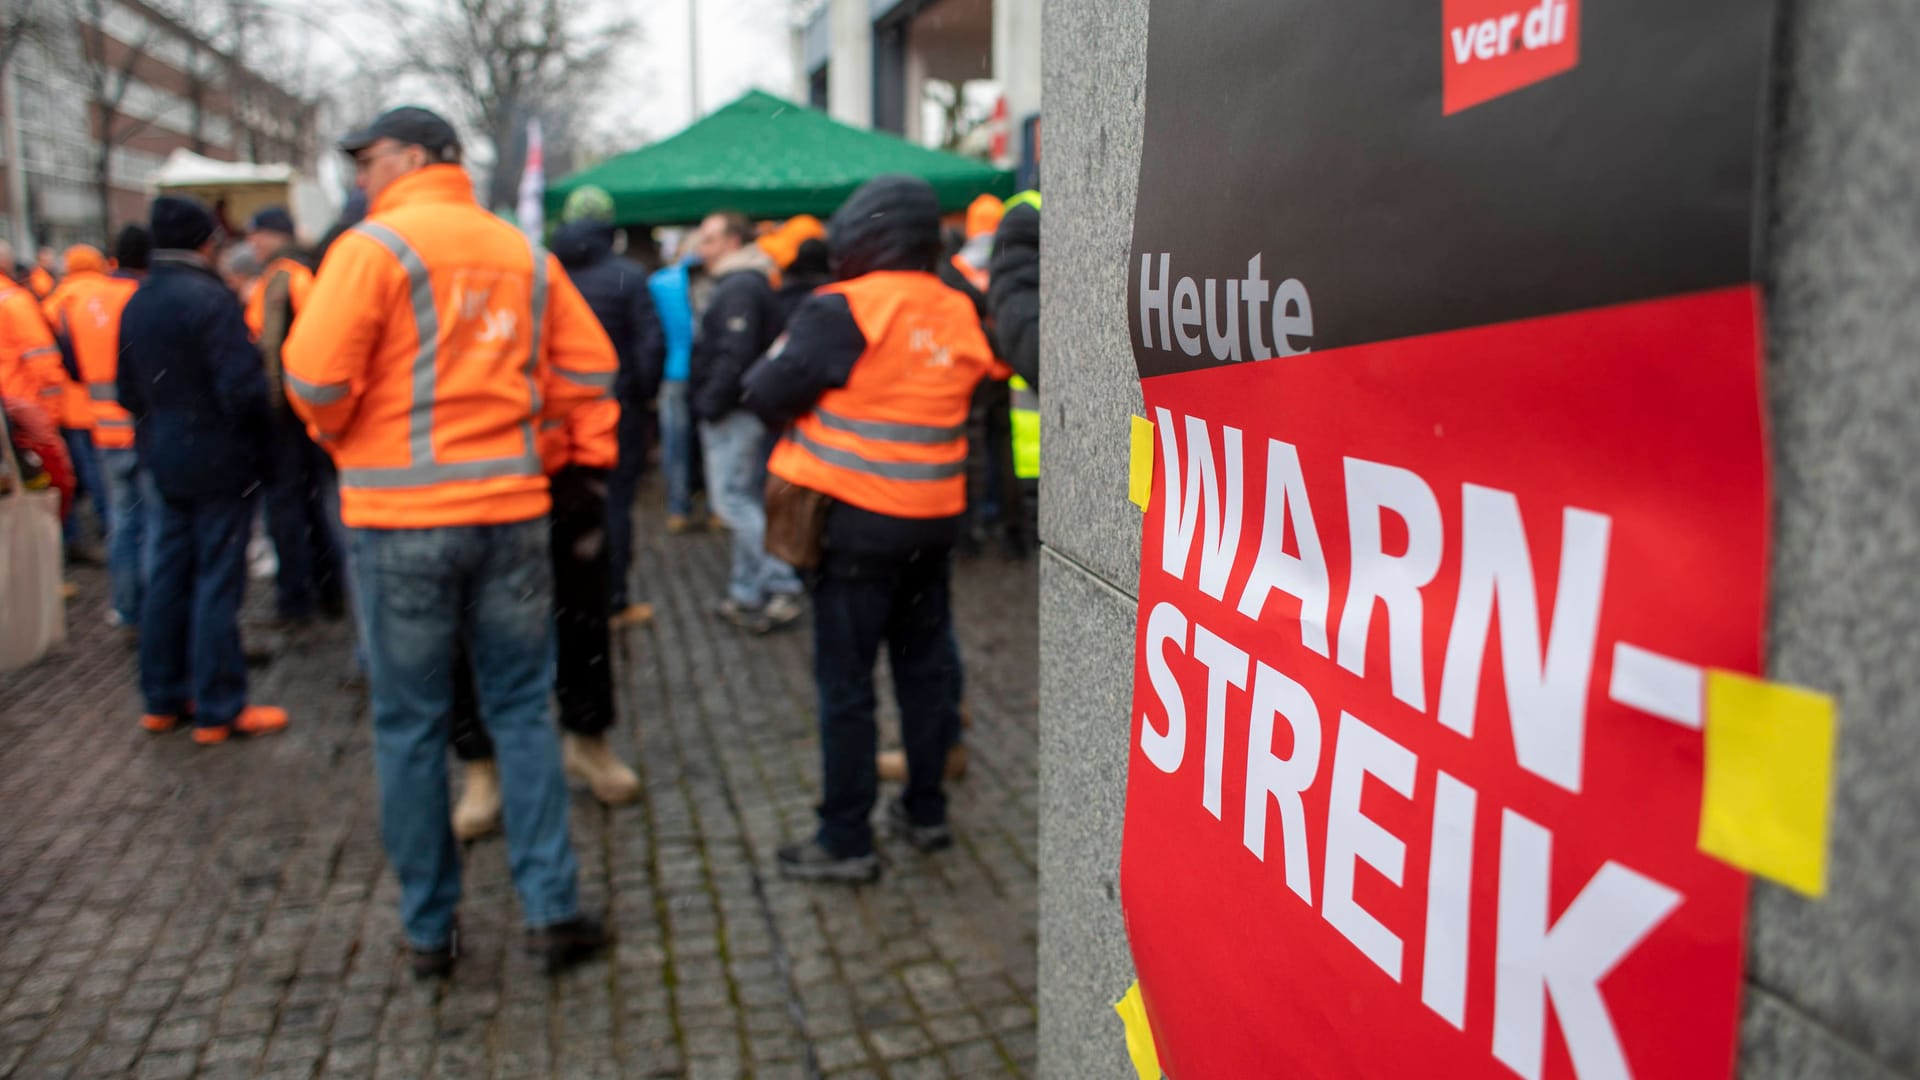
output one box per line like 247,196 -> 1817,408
827,0 -> 873,128
1038,0 -> 1920,1077
992,0 -> 1042,145
903,31 -> 927,145
790,22 -> 809,103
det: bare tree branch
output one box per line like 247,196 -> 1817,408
366,0 -> 637,209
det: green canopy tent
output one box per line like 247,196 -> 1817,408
545,90 -> 1016,227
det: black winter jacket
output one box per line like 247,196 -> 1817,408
987,204 -> 1039,387
116,251 -> 272,501
742,174 -> 963,555
551,221 -> 666,414
688,260 -> 780,422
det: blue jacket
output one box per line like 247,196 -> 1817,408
648,262 -> 695,384
116,251 -> 272,501
551,221 -> 666,411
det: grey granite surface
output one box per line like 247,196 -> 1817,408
1035,552 -> 1139,1080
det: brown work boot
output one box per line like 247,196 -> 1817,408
609,601 -> 655,629
875,744 -> 971,783
452,760 -> 502,841
665,514 -> 694,535
563,734 -> 641,806
140,713 -> 182,734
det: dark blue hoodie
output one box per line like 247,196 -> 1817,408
550,220 -> 666,410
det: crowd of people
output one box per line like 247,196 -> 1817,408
0,102 -> 1043,975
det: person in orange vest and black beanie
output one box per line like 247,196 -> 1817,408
744,175 -> 1011,883
284,106 -> 617,978
243,206 -> 345,626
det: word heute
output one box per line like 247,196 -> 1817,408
1138,408 -> 1680,1080
1137,253 -> 1314,364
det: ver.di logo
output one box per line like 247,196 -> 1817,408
1442,0 -> 1579,114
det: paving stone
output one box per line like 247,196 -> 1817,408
0,485 -> 1037,1075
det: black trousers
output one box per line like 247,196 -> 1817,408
811,546 -> 960,857
606,405 -> 653,609
452,467 -> 615,761
963,380 -> 1022,544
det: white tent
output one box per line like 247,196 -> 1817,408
150,149 -> 340,244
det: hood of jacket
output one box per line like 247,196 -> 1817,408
828,174 -> 942,281
550,220 -> 615,268
709,243 -> 775,281
992,203 -> 1039,265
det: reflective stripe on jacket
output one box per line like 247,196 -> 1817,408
282,165 -> 619,529
767,271 -> 1003,519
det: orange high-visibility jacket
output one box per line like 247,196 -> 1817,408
243,255 -> 314,339
44,271 -> 138,442
283,165 -> 618,529
538,384 -> 619,474
0,281 -> 67,419
767,271 -> 1007,519
27,266 -> 54,300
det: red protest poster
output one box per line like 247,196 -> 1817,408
1119,1 -> 1776,1077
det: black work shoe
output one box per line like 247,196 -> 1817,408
887,799 -> 955,854
525,915 -> 611,974
410,925 -> 459,981
776,840 -> 881,883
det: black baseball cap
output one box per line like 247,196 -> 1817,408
339,106 -> 461,158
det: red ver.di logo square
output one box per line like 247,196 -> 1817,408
1443,0 -> 1580,114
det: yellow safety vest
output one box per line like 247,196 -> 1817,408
1010,376 -> 1039,480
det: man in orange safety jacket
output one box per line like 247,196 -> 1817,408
742,175 -> 1011,883
42,244 -> 125,562
284,106 -> 617,980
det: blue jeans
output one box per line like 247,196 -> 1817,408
263,415 -> 344,618
700,410 -> 800,607
62,429 -> 110,544
660,381 -> 695,517
140,494 -> 253,728
349,519 -> 581,950
101,448 -> 151,625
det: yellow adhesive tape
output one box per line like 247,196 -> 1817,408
1699,670 -> 1838,897
1114,979 -> 1164,1080
1130,415 -> 1155,510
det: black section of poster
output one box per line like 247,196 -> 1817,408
1126,0 -> 1774,379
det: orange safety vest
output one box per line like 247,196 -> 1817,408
951,252 -> 990,295
44,271 -> 138,441
282,165 -> 619,530
0,282 -> 66,419
27,266 -> 54,300
243,255 -> 314,339
767,271 -> 1007,519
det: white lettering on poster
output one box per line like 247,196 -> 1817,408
1133,407 -> 1684,1074
1449,0 -> 1571,65
1139,252 -> 1313,361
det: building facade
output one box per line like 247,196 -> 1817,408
0,0 -> 320,251
796,0 -> 1041,189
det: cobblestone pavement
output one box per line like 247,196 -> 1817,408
0,489 -> 1038,1079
